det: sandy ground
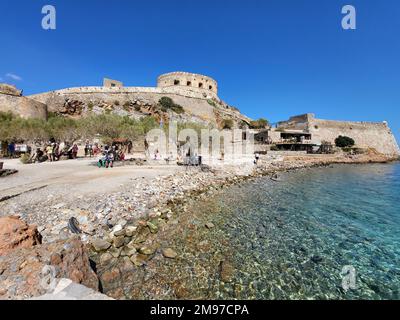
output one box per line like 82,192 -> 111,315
0,157 -> 183,201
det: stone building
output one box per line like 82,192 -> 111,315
257,113 -> 400,156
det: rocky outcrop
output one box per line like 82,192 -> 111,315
0,216 -> 42,256
0,236 -> 99,300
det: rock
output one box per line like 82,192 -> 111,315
117,219 -> 127,228
162,248 -> 177,259
0,237 -> 99,300
125,226 -> 137,237
311,255 -> 323,263
113,236 -> 125,248
146,221 -> 158,234
130,254 -> 149,266
139,246 -> 156,255
99,252 -> 113,264
205,222 -> 215,229
121,246 -> 137,257
113,229 -> 125,237
91,238 -> 111,252
109,247 -> 122,258
220,260 -> 235,283
0,216 -> 42,256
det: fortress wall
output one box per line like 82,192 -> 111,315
0,94 -> 47,120
30,86 -> 218,102
309,118 -> 400,156
29,88 -> 219,123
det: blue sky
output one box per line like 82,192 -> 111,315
1,0 -> 399,141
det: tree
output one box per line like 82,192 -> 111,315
249,118 -> 269,129
335,135 -> 355,148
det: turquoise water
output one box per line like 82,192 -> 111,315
180,163 -> 400,299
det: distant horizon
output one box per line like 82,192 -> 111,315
1,0 -> 399,142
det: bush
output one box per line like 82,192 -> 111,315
335,135 -> 355,148
159,97 -> 174,109
250,118 -> 269,129
87,102 -> 94,111
114,100 -> 120,106
222,119 -> 234,130
123,102 -> 131,111
270,145 -> 279,151
159,97 -> 184,114
207,99 -> 217,107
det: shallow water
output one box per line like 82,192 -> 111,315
167,163 -> 400,300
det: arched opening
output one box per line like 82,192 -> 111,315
199,83 -> 203,88
209,85 -> 213,90
174,80 -> 180,85
187,81 -> 192,86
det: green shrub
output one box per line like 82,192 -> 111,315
159,97 -> 184,114
87,102 -> 94,111
335,135 -> 355,148
207,99 -> 217,107
270,145 -> 279,151
159,97 -> 175,109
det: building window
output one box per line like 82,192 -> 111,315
209,85 -> 213,90
187,81 -> 192,86
199,83 -> 203,88
174,80 -> 180,85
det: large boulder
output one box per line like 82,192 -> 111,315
0,237 -> 99,300
0,216 -> 42,256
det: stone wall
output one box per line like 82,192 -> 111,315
309,117 -> 400,156
0,93 -> 47,120
277,113 -> 400,156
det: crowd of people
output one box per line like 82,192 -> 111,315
6,139 -> 126,166
29,142 -> 79,163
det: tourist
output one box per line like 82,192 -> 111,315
104,146 -> 114,168
53,143 -> 60,161
7,142 -> 15,158
46,144 -> 54,162
118,150 -> 125,161
30,148 -> 44,163
72,144 -> 78,159
84,140 -> 90,157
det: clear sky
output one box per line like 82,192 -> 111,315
1,0 -> 399,141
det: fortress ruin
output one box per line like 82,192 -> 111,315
0,73 -> 399,156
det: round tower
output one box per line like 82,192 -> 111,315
157,72 -> 218,96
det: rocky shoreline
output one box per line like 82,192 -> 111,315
0,152 -> 397,299
86,152 -> 398,299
